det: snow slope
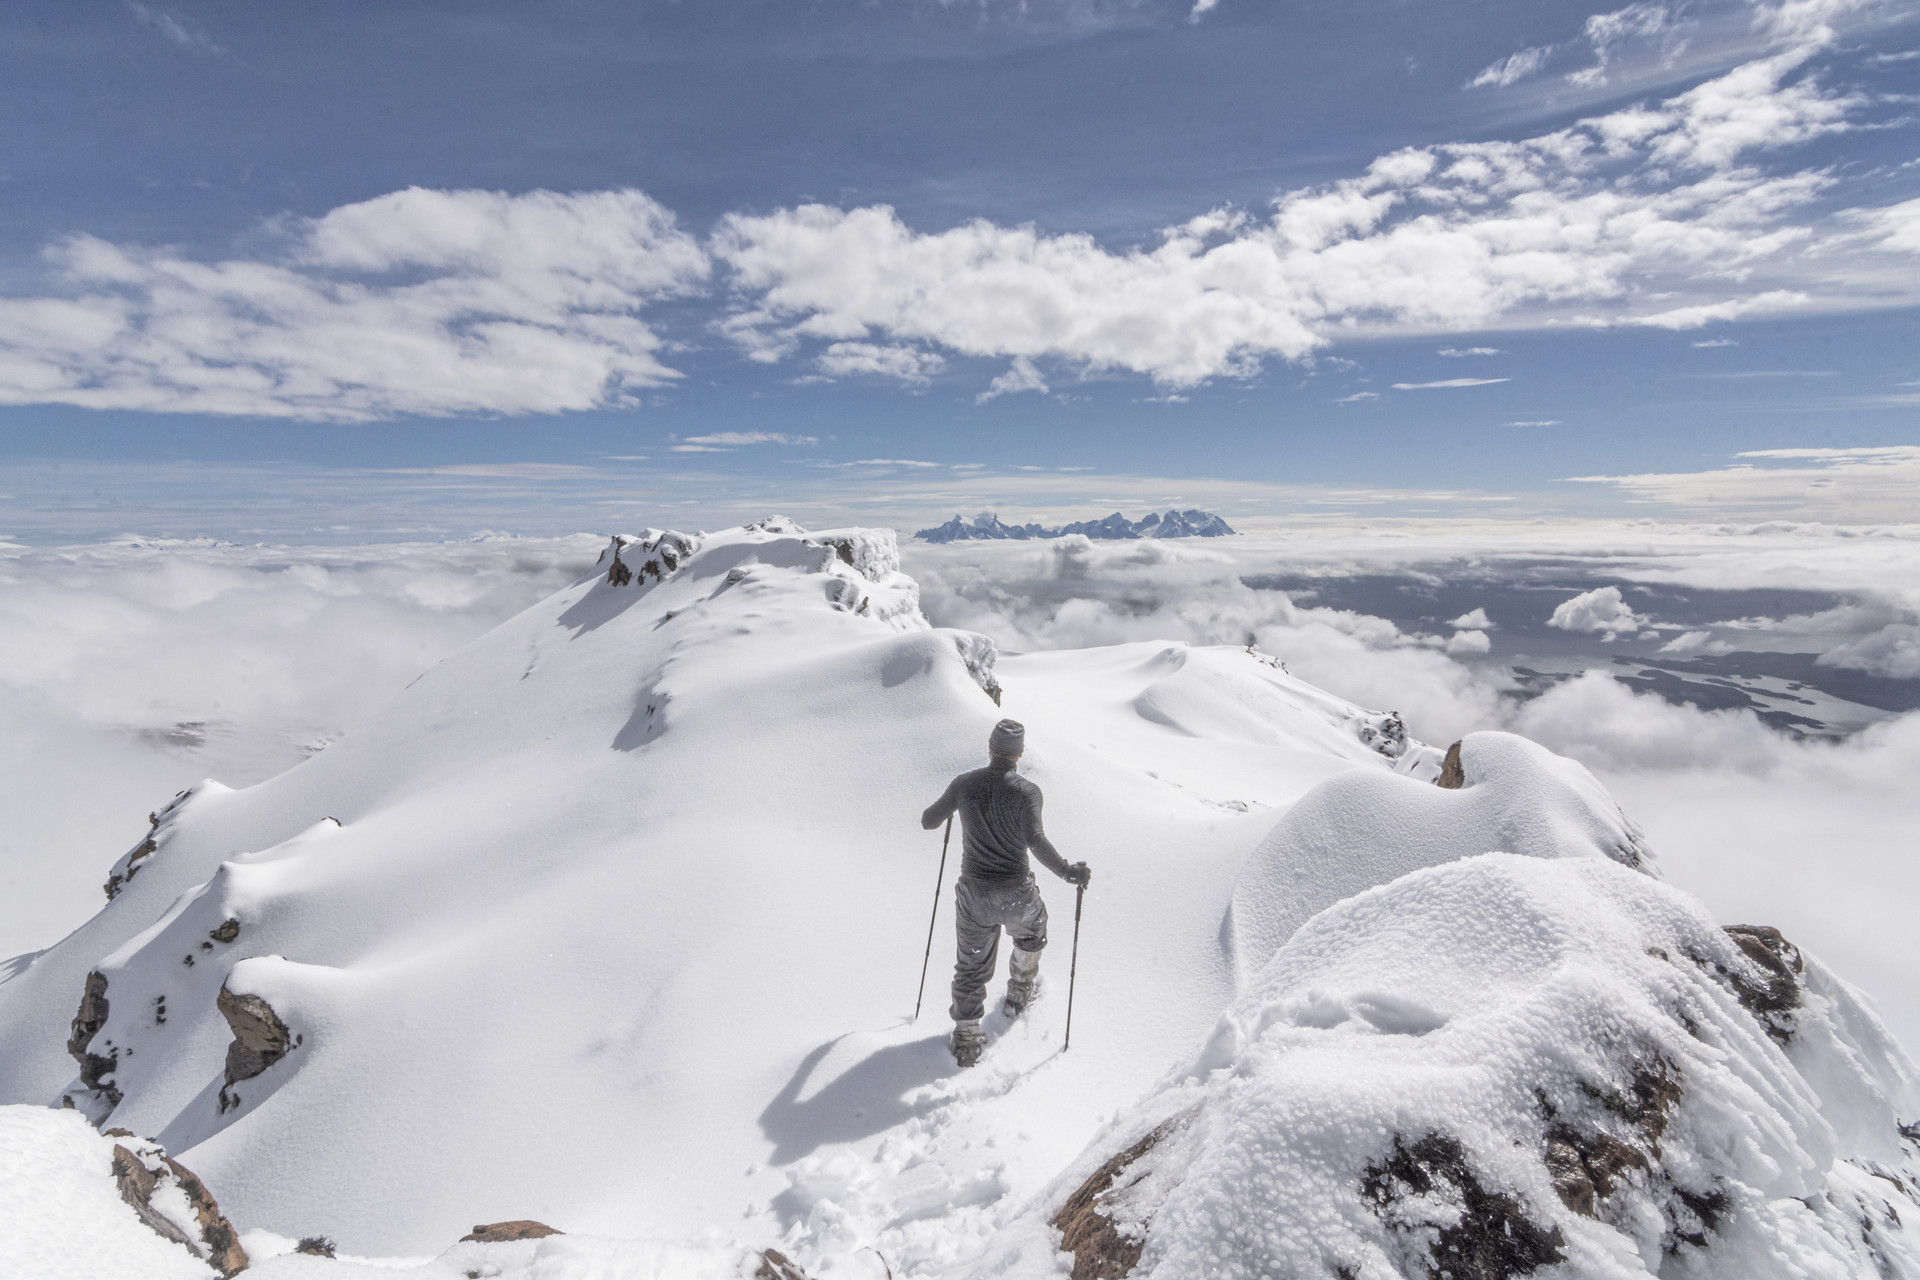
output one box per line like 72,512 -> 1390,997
0,519 -> 1437,1271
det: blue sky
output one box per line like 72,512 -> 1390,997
1,0 -> 1917,536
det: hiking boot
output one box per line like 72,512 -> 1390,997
1003,946 -> 1042,1016
951,1019 -> 985,1068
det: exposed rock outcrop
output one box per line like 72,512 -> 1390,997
461,1220 -> 563,1242
1052,1111 -> 1194,1280
67,970 -> 121,1111
754,1248 -> 809,1280
1361,1132 -> 1566,1279
110,1138 -> 249,1275
599,532 -> 696,588
1713,923 -> 1803,1044
102,788 -> 195,899
217,985 -> 293,1112
1436,740 -> 1466,788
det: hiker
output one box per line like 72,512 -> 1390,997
921,718 -> 1091,1067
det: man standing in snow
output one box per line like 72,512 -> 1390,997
921,719 -> 1091,1067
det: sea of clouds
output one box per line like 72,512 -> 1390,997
2,521 -> 1915,1050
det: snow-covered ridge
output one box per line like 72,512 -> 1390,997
2,518 -> 1914,1279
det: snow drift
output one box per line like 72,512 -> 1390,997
974,770 -> 1920,1280
1,517 -> 1914,1279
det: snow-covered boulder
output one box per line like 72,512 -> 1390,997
976,853 -> 1920,1280
1227,730 -> 1654,982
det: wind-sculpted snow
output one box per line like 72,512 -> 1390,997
976,854 -> 1920,1280
5,516 -> 1912,1278
0,518 -> 1442,1269
1228,730 -> 1655,982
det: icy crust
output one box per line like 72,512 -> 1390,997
1228,730 -> 1655,983
976,855 -> 1920,1280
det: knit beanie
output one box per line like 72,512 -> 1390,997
988,719 -> 1025,757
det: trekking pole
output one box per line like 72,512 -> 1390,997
913,815 -> 953,1022
1063,881 -> 1085,1051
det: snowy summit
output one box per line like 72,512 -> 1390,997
1,519 -> 1915,1280
916,510 -> 1236,543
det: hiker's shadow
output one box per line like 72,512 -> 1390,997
758,1034 -> 955,1165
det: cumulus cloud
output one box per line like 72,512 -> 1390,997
1444,628 -> 1493,654
813,341 -> 946,384
1547,584 -> 1649,635
713,43 -> 1899,387
1659,628 -> 1734,655
1449,607 -> 1494,629
977,354 -> 1050,403
0,188 -> 709,421
1819,621 -> 1920,678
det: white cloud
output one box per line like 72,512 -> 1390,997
1444,628 -> 1492,654
977,354 -> 1050,403
0,188 -> 709,421
814,341 -> 946,385
0,535 -> 599,952
127,1 -> 223,54
1659,629 -> 1733,655
1391,377 -> 1510,390
714,43 -> 1895,388
1691,337 -> 1739,347
1630,289 -> 1809,330
1469,45 -> 1555,88
1504,419 -> 1560,426
1437,347 -> 1502,357
1548,584 -> 1649,635
678,431 -> 817,447
1449,607 -> 1493,629
1571,445 -> 1920,521
1335,391 -> 1379,403
1566,2 -> 1677,87
1819,622 -> 1920,678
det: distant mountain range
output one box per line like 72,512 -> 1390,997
915,508 -> 1236,542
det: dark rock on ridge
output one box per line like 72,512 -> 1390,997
111,1139 -> 249,1275
68,970 -> 121,1111
1361,1131 -> 1566,1280
755,1248 -> 810,1280
1436,740 -> 1466,788
461,1220 -> 563,1242
217,986 -> 293,1112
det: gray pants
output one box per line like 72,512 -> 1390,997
950,875 -> 1048,1021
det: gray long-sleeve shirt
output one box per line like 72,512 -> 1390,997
922,759 -> 1072,883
